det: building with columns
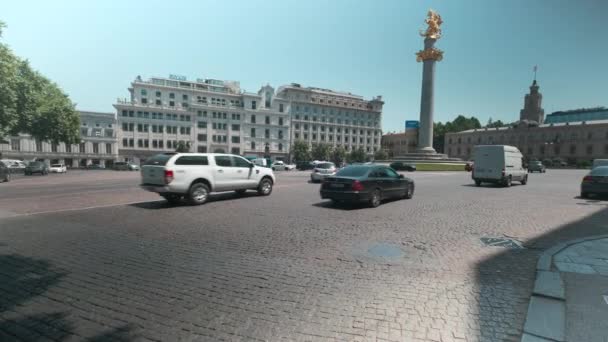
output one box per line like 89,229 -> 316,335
0,110 -> 118,168
381,131 -> 418,157
276,83 -> 384,157
445,80 -> 608,164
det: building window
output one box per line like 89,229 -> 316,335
295,133 -> 300,139
251,141 -> 256,150
65,144 -> 71,153
155,91 -> 161,97
265,116 -> 270,125
279,117 -> 284,126
231,136 -> 240,143
251,115 -> 256,123
527,147 -> 533,155
587,145 -> 593,155
169,101 -> 175,107
106,143 -> 112,154
251,128 -> 256,137
279,104 -> 284,113
251,101 -> 257,110
588,132 -> 593,140
182,94 -> 188,101
35,141 -> 42,152
10,139 -> 20,151
278,143 -> 283,151
122,138 -> 128,147
141,98 -> 148,104
278,131 -> 283,139
197,146 -> 207,153
231,124 -> 240,131
51,143 -> 58,152
554,145 -> 560,155
169,93 -> 175,99
231,147 -> 240,154
265,129 -> 270,139
570,145 -> 576,155
79,143 -> 85,153
198,134 -> 207,142
93,143 -> 99,154
141,89 -> 147,96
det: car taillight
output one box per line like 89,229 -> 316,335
164,170 -> 174,184
352,180 -> 364,191
582,176 -> 594,183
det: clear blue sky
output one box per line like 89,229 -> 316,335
2,0 -> 606,132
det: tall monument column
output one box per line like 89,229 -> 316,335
416,10 -> 444,154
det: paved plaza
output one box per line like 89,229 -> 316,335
0,169 -> 607,341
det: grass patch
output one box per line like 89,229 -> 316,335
415,163 -> 466,171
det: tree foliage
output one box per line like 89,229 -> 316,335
291,140 -> 310,162
0,21 -> 79,144
331,145 -> 346,166
486,117 -> 506,128
433,115 -> 482,153
347,148 -> 367,163
310,143 -> 332,161
175,141 -> 191,152
373,149 -> 388,161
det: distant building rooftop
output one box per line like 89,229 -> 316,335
544,107 -> 608,124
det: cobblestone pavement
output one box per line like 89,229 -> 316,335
1,169 -> 606,341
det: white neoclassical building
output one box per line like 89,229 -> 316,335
0,111 -> 118,168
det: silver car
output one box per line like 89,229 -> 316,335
310,162 -> 336,183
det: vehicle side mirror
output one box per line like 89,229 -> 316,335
249,163 -> 254,168
399,174 -> 404,179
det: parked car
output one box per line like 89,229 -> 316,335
592,159 -> 608,169
0,161 -> 10,182
310,162 -> 337,183
25,161 -> 49,176
320,165 -> 415,207
140,153 -> 275,205
472,145 -> 527,187
49,164 -> 67,173
296,161 -> 315,171
465,161 -> 474,172
390,161 -> 417,172
581,166 -> 608,198
113,162 -> 140,171
272,161 -> 296,171
1,159 -> 26,171
528,160 -> 546,173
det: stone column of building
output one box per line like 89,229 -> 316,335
416,10 -> 444,154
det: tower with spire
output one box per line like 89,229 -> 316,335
519,78 -> 545,124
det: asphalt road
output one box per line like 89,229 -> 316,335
1,169 -> 607,341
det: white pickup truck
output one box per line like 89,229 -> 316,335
140,153 -> 276,205
271,161 -> 296,171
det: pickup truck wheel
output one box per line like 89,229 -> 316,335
187,183 -> 209,205
258,178 -> 273,196
162,194 -> 182,205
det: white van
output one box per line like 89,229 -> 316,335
592,159 -> 608,169
472,145 -> 528,187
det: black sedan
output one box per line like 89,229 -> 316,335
581,166 -> 608,198
389,161 -> 416,172
24,161 -> 49,176
320,165 -> 414,207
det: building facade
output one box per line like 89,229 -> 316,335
114,77 -> 384,163
445,81 -> 608,163
276,83 -> 384,157
114,76 -> 291,163
0,111 -> 118,167
381,131 -> 418,157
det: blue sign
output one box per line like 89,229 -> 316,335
405,120 -> 419,129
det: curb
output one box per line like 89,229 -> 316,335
520,234 -> 608,342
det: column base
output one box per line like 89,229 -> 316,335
416,147 -> 437,154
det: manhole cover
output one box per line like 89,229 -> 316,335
367,243 -> 403,258
480,237 -> 524,249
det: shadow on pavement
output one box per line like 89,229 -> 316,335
312,200 -> 362,210
130,191 -> 261,209
0,253 -> 136,341
474,207 -> 608,340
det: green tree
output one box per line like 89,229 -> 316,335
175,141 -> 191,152
433,115 -> 481,153
348,148 -> 366,163
311,143 -> 332,161
0,21 -> 79,144
331,145 -> 346,166
486,117 -> 505,128
373,149 -> 388,161
291,139 -> 310,162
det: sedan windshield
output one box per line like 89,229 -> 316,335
336,166 -> 370,177
590,166 -> 608,176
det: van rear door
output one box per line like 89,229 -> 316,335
473,146 -> 504,180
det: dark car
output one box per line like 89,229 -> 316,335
528,160 -> 546,173
296,161 -> 315,171
320,165 -> 414,207
25,161 -> 48,175
581,166 -> 608,199
389,161 -> 416,172
0,161 -> 10,182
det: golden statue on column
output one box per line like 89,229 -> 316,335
420,9 -> 443,39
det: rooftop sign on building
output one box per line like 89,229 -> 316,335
169,74 -> 187,81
